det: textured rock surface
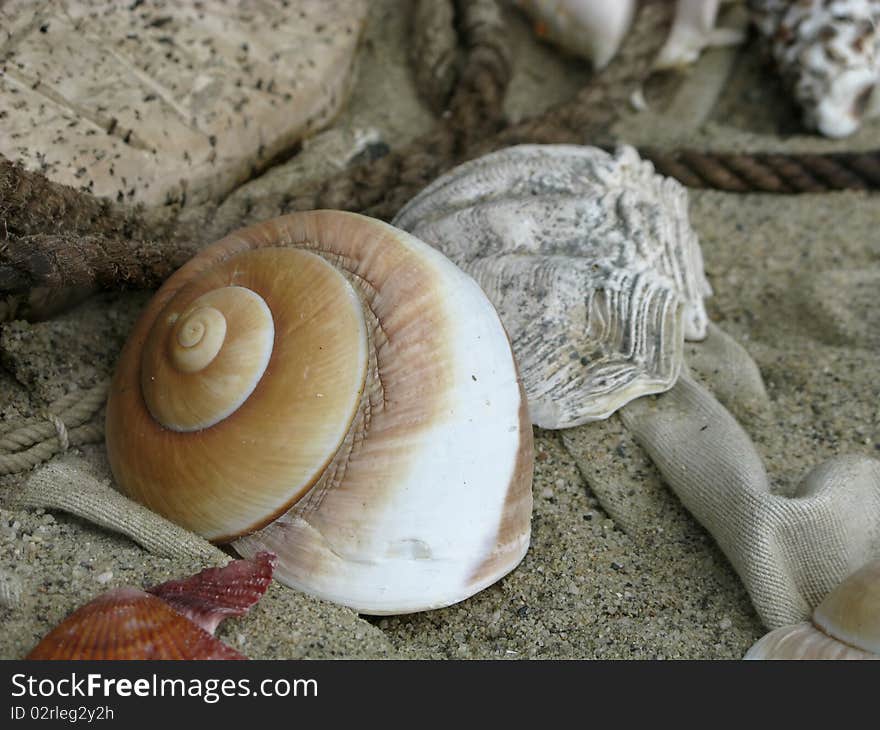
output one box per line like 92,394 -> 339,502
0,0 -> 367,206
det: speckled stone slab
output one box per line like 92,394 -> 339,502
0,0 -> 367,206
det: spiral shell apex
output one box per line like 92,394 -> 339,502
106,211 -> 534,615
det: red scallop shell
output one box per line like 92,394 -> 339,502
26,553 -> 276,660
26,588 -> 245,660
149,551 -> 277,634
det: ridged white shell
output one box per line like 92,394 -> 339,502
393,145 -> 711,429
750,0 -> 880,137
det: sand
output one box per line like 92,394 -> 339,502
1,1 -> 878,659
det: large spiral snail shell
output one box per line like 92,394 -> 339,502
105,211 -> 534,615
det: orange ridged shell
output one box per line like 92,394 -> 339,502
26,587 -> 245,660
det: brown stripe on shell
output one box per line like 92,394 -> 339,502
232,212 -> 458,580
108,245 -> 370,541
466,368 -> 534,589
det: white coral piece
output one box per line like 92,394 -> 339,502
394,144 -> 711,429
750,0 -> 880,137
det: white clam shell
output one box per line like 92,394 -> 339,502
107,211 -> 533,615
744,622 -> 878,660
514,0 -> 636,69
745,558 -> 880,659
393,144 -> 711,429
812,557 -> 880,656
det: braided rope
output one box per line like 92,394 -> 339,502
640,147 -> 880,193
0,380 -> 108,475
410,0 -> 458,112
0,380 -> 107,451
0,424 -> 104,476
0,386 -> 85,437
47,413 -> 69,451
